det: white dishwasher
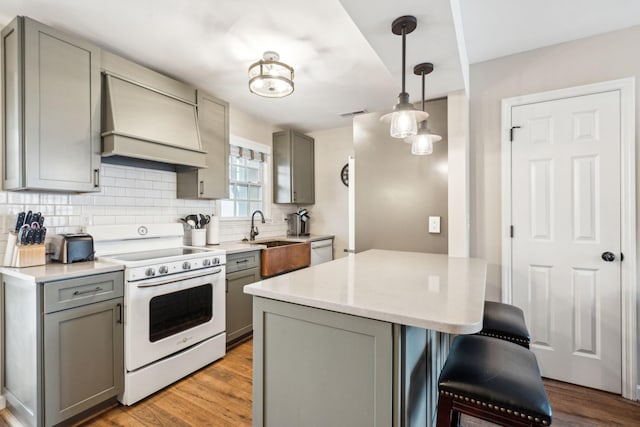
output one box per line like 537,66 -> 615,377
310,238 -> 333,266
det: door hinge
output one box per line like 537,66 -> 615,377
510,126 -> 521,142
510,225 -> 514,238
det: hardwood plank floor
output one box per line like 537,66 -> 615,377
2,338 -> 639,426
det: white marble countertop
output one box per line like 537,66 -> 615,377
207,234 -> 334,254
244,249 -> 487,334
0,261 -> 124,283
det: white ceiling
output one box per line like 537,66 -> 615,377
1,1 -> 640,132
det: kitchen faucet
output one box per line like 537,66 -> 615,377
250,210 -> 265,241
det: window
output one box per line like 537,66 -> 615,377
220,138 -> 271,218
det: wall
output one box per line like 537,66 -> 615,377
469,25 -> 640,386
308,126 -> 353,258
354,98 -> 448,253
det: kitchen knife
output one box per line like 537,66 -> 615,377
39,227 -> 47,244
14,212 -> 25,232
32,212 -> 41,226
26,228 -> 36,245
17,225 -> 29,245
24,210 -> 33,227
38,215 -> 45,227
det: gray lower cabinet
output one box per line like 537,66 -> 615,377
1,16 -> 101,192
252,297 -> 393,427
272,129 -> 315,204
3,271 -> 124,427
177,91 -> 230,199
226,251 -> 261,344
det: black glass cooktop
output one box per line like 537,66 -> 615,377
106,247 -> 210,262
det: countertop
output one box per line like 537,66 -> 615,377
0,261 -> 124,282
244,249 -> 487,334
206,234 -> 334,254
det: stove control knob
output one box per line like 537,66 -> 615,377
213,257 -> 220,265
158,265 -> 169,274
182,261 -> 191,270
145,268 -> 156,277
202,259 -> 211,267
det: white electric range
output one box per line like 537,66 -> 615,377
87,223 -> 226,405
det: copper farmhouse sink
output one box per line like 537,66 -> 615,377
258,241 -> 310,278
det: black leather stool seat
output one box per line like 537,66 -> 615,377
479,301 -> 531,348
437,335 -> 552,427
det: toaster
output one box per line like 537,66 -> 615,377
51,233 -> 95,264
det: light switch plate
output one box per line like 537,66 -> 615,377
428,216 -> 441,233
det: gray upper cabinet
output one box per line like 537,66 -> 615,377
273,129 -> 315,204
177,92 -> 229,199
1,16 -> 101,192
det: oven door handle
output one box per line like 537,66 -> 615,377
134,267 -> 223,288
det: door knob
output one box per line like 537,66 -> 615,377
601,252 -> 616,262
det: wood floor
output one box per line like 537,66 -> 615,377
1,338 -> 639,426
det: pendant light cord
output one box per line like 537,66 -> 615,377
401,25 -> 407,94
421,69 -> 425,112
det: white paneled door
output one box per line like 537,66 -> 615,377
511,90 -> 621,393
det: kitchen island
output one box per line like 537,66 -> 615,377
244,249 -> 487,427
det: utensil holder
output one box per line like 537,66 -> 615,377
191,229 -> 206,247
4,233 -> 46,267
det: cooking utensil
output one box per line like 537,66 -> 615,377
186,214 -> 200,228
32,212 -> 41,226
199,214 -> 210,227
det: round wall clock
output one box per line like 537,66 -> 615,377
340,163 -> 349,187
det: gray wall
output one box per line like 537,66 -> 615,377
354,98 -> 448,253
469,25 -> 640,385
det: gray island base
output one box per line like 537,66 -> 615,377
245,250 -> 487,427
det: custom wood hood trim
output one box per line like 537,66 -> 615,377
102,74 -> 206,168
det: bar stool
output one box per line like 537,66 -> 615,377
478,301 -> 531,348
437,335 -> 552,427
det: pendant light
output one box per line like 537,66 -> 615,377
405,62 -> 442,156
380,16 -> 428,139
248,51 -> 294,98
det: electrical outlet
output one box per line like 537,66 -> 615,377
428,216 -> 441,234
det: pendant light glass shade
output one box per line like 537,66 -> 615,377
379,16 -> 426,139
408,122 -> 442,155
383,93 -> 429,138
248,51 -> 294,98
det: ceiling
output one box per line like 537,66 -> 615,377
1,0 -> 640,133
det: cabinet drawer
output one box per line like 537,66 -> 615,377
226,251 -> 261,274
44,271 -> 124,314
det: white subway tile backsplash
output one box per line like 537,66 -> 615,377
0,164 -> 288,262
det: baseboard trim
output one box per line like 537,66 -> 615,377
0,394 -> 5,410
636,385 -> 640,401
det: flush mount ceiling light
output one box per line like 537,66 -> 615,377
380,16 -> 428,139
405,62 -> 442,156
248,51 -> 294,98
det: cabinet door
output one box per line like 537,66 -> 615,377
22,17 -> 101,192
253,297 -> 393,426
291,132 -> 315,204
177,92 -> 229,199
44,298 -> 123,426
226,267 -> 260,343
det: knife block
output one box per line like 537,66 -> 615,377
3,232 -> 46,267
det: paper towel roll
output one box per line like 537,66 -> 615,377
206,216 -> 220,245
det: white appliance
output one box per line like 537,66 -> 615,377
88,224 -> 226,405
310,239 -> 333,265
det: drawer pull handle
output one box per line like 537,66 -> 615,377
73,286 -> 103,296
116,303 -> 123,324
236,260 -> 249,263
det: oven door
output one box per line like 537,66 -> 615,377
125,267 -> 225,372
